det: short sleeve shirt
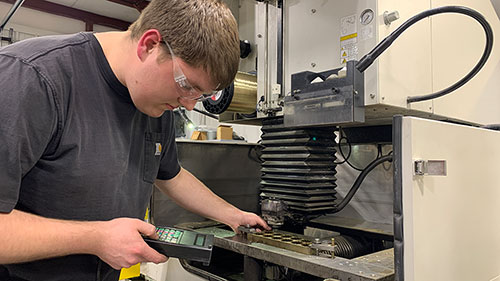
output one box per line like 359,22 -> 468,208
0,32 -> 181,281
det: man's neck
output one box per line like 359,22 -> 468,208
93,31 -> 134,87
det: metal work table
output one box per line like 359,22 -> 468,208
180,223 -> 395,281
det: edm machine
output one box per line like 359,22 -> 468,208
148,1 -> 500,280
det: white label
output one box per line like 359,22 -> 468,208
340,40 -> 358,65
340,14 -> 358,65
340,15 -> 357,37
359,25 -> 374,41
155,143 -> 162,156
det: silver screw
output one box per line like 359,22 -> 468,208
311,62 -> 316,67
370,94 -> 375,99
257,34 -> 262,38
311,9 -> 316,14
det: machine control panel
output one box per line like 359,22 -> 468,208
144,226 -> 214,265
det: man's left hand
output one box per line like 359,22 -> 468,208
229,210 -> 271,234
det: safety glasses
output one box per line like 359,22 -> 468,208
160,39 -> 219,101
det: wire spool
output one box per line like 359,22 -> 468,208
333,235 -> 368,259
202,72 -> 257,114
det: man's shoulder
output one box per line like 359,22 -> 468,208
0,32 -> 93,64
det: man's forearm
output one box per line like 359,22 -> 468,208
0,210 -> 167,269
0,210 -> 101,264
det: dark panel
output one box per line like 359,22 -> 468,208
393,115 -> 404,281
152,141 -> 261,227
342,125 -> 392,144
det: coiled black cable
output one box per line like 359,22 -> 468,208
356,6 -> 493,104
334,235 -> 369,259
333,155 -> 393,213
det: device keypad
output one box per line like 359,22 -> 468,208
156,227 -> 184,244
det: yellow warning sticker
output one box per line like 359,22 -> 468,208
340,33 -> 358,41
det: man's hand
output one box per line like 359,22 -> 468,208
229,211 -> 271,234
155,170 -> 271,235
92,218 -> 168,269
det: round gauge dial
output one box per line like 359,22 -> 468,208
360,9 -> 374,25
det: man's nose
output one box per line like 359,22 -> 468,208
178,97 -> 197,111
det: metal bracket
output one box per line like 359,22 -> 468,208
414,159 -> 447,176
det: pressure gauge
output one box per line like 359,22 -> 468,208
360,9 -> 374,25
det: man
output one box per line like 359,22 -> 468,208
0,0 -> 269,280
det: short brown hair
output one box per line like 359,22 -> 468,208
129,0 -> 240,90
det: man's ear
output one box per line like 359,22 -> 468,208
136,29 -> 162,61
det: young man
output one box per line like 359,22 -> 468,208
0,0 -> 269,280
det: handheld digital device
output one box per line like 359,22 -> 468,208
144,226 -> 214,265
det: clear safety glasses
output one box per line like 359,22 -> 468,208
160,39 -> 219,101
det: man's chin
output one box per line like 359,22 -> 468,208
138,104 -> 177,117
139,108 -> 166,118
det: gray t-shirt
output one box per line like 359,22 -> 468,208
0,32 -> 181,281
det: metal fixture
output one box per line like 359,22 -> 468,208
414,159 -> 447,176
383,10 -> 400,25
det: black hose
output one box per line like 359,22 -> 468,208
333,155 -> 393,213
193,107 -> 218,120
356,6 -> 493,104
481,124 -> 500,131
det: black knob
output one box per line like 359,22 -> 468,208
240,40 -> 252,59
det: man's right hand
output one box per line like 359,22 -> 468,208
92,218 -> 168,269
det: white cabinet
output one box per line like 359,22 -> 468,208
394,116 -> 500,281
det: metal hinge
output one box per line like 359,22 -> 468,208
414,159 -> 447,176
